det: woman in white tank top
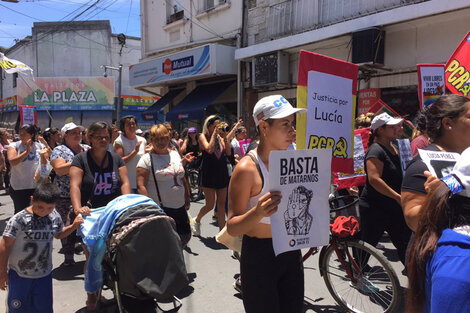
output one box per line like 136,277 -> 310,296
227,95 -> 306,313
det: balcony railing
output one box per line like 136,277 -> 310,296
266,0 -> 429,39
167,10 -> 184,24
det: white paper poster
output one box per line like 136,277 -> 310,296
305,71 -> 353,159
418,149 -> 460,179
269,149 -> 332,256
397,139 -> 413,174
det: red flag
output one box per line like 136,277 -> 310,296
445,31 -> 470,96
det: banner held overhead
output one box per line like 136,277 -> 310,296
296,50 -> 358,173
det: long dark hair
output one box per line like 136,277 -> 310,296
20,124 -> 38,141
367,130 -> 376,148
425,94 -> 470,141
407,183 -> 470,312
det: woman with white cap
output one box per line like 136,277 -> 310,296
50,122 -> 90,266
407,147 -> 470,313
359,112 -> 411,265
227,95 -> 306,313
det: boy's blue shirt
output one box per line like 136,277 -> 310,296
424,228 -> 470,313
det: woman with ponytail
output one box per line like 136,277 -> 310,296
407,147 -> 470,312
359,112 -> 411,265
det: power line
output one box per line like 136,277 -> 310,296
125,0 -> 133,34
0,3 -> 45,21
164,0 -> 225,39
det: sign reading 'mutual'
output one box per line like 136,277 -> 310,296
17,77 -> 115,110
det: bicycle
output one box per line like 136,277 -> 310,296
303,194 -> 401,313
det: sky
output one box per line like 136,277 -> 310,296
0,0 -> 141,49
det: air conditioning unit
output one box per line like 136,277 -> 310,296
252,51 -> 289,87
352,28 -> 385,65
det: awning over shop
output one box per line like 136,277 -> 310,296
166,81 -> 234,121
0,111 -> 19,131
141,88 -> 184,120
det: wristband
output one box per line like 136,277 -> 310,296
441,174 -> 463,194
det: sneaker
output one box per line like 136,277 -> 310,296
193,222 -> 201,236
231,251 -> 240,260
233,277 -> 242,294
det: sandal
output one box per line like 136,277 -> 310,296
85,296 -> 106,311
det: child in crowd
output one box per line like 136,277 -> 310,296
0,182 -> 83,313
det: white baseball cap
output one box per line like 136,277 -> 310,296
370,112 -> 403,131
253,95 -> 306,126
61,122 -> 84,135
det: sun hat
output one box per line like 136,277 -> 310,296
61,122 -> 85,136
188,127 -> 197,133
370,112 -> 403,131
441,147 -> 470,197
253,95 -> 306,126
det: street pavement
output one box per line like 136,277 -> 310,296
0,192 -> 408,313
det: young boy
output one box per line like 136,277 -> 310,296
0,182 -> 83,313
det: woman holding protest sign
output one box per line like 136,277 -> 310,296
359,112 -> 411,266
402,94 -> 470,232
227,95 -> 306,313
407,147 -> 470,313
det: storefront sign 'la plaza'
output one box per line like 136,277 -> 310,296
129,44 -> 237,88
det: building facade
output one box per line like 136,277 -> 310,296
131,0 -> 243,130
235,0 -> 470,134
0,20 -> 154,131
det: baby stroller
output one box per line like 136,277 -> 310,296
90,196 -> 188,313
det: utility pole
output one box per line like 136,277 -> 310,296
101,64 -> 123,123
100,33 -> 126,125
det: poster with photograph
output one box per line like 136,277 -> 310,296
418,149 -> 460,179
397,139 -> 413,174
269,149 -> 332,256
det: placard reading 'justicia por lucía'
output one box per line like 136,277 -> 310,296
269,149 -> 331,256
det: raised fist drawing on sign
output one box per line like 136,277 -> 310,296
284,186 -> 313,235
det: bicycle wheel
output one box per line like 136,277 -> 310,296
320,240 -> 401,313
188,170 -> 201,202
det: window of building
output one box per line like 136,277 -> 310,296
12,73 -> 18,88
199,0 -> 227,13
166,0 -> 184,24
